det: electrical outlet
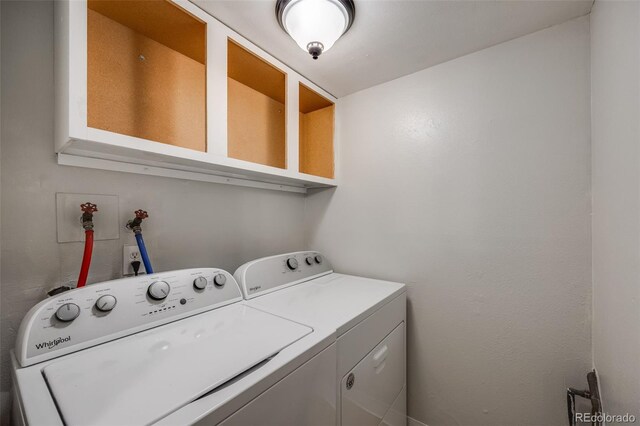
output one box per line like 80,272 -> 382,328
123,245 -> 146,276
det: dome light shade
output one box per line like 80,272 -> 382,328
276,0 -> 355,60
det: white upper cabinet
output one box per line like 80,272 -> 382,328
55,0 -> 337,193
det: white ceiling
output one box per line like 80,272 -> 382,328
193,0 -> 593,97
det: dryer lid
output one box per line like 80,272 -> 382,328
43,304 -> 311,426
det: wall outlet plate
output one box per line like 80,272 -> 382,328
56,193 -> 119,243
123,245 -> 147,276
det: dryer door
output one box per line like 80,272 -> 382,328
341,322 -> 405,426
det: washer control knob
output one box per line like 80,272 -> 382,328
214,274 -> 226,287
148,281 -> 170,300
305,256 -> 314,266
314,255 -> 323,264
193,276 -> 207,290
95,295 -> 117,312
286,258 -> 298,270
56,303 -> 81,322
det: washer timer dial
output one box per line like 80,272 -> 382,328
147,281 -> 170,300
286,258 -> 299,270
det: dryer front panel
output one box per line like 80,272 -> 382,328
341,322 -> 406,426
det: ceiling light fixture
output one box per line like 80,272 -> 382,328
276,0 -> 355,60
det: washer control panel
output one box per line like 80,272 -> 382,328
234,251 -> 332,299
15,268 -> 242,367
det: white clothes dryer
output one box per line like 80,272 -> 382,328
235,252 -> 407,426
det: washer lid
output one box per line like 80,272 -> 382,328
42,304 -> 311,426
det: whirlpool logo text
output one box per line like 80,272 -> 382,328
35,336 -> 71,350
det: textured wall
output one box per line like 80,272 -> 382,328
590,0 -> 640,419
0,1 -> 306,421
305,17 -> 592,425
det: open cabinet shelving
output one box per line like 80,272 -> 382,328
299,84 -> 335,179
55,0 -> 337,193
86,0 -> 207,152
227,40 -> 287,169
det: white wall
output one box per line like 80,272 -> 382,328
590,0 -> 640,419
306,17 -> 592,425
0,1 -> 307,420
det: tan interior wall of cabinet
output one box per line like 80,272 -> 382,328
87,8 -> 206,152
299,105 -> 334,179
227,78 -> 286,168
227,39 -> 287,169
299,83 -> 334,179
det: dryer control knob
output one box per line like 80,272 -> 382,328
286,258 -> 298,270
214,274 -> 226,287
95,295 -> 117,312
314,255 -> 323,264
305,256 -> 314,265
56,303 -> 80,322
193,276 -> 207,290
148,281 -> 170,300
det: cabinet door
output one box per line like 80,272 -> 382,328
341,323 -> 406,426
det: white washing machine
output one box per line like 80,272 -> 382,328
234,251 -> 407,426
11,268 -> 337,426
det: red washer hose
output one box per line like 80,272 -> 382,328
76,229 -> 94,288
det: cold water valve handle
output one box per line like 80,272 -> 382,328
135,209 -> 148,219
126,209 -> 148,233
126,209 -> 154,274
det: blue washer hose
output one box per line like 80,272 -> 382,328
135,232 -> 154,274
